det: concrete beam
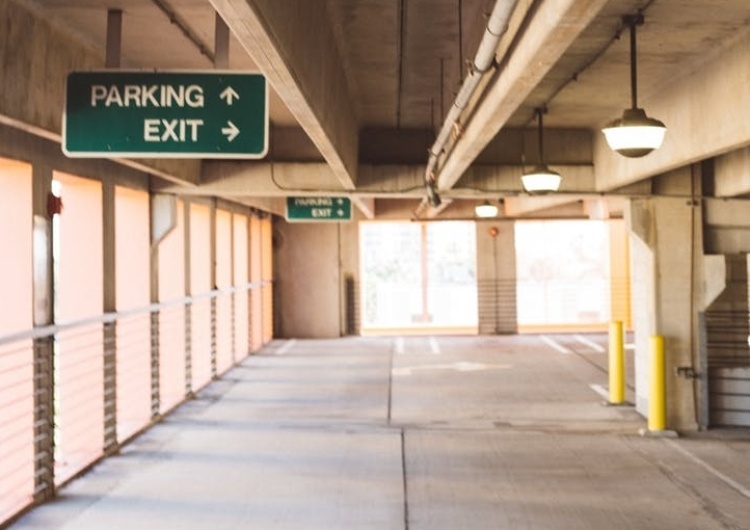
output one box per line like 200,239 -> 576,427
435,0 -> 609,191
170,162 -> 342,196
704,198 -> 750,254
352,197 -> 375,220
458,164 -> 596,196
174,162 -> 597,199
504,196 -> 582,217
235,196 -> 286,217
209,0 -> 359,190
595,28 -> 750,191
715,146 -> 750,197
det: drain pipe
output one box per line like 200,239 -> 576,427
424,0 -> 520,191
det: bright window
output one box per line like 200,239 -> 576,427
515,220 -> 611,329
360,221 -> 477,333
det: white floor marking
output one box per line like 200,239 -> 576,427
574,334 -> 606,353
394,337 -> 405,355
540,335 -> 572,355
392,362 -> 512,377
665,438 -> 750,500
429,336 -> 440,355
589,383 -> 609,400
275,339 -> 297,355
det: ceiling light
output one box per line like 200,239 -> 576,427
602,14 -> 666,158
521,107 -> 561,193
521,166 -> 562,193
475,201 -> 498,218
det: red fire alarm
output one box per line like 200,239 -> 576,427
47,193 -> 63,217
488,226 -> 499,238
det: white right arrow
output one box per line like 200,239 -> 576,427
221,121 -> 240,142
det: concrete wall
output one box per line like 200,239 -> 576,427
273,216 -> 360,338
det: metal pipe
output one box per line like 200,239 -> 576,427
474,0 -> 517,72
424,0 -> 520,186
214,12 -> 230,69
106,9 -> 122,68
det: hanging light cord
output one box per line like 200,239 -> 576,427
536,107 -> 545,164
626,14 -> 645,109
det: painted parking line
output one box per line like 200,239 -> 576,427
429,336 -> 440,355
665,438 -> 750,500
589,383 -> 609,400
274,339 -> 297,355
540,335 -> 572,355
394,337 -> 405,355
574,334 -> 606,353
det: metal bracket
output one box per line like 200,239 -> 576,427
675,366 -> 700,379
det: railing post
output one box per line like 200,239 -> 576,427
211,293 -> 218,379
33,336 -> 55,502
608,321 -> 625,405
185,302 -> 193,397
150,310 -> 161,420
103,321 -> 118,455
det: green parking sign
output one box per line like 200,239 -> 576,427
63,71 -> 267,158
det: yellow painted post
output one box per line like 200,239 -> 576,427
648,335 -> 667,431
608,321 -> 625,404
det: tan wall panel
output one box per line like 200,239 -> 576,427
189,203 -> 212,390
0,158 -> 32,335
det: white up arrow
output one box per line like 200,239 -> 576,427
221,121 -> 240,142
220,86 -> 239,105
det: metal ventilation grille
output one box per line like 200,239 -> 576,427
702,311 -> 750,427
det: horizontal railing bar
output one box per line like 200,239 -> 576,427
0,281 -> 271,347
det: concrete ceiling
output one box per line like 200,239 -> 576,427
16,0 -> 750,219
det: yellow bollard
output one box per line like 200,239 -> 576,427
648,335 -> 667,431
608,321 -> 625,404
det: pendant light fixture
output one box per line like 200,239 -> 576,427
521,107 -> 561,193
475,200 -> 499,218
602,14 -> 666,158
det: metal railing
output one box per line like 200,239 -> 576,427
0,281 -> 270,526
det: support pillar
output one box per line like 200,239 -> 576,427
627,168 -> 703,431
476,222 -> 517,334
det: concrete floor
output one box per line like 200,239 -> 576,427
9,334 -> 750,529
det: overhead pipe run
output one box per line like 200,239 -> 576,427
424,0 -> 520,192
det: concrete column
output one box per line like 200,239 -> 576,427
31,163 -> 55,501
627,186 -> 703,431
102,181 -> 118,454
476,221 -> 517,335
